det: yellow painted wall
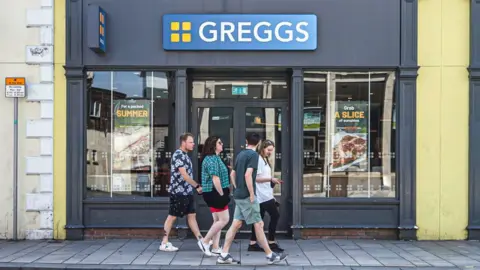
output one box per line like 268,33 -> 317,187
53,0 -> 67,240
417,0 -> 469,240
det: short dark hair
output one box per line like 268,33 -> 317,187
179,132 -> 194,143
202,136 -> 220,157
246,133 -> 261,146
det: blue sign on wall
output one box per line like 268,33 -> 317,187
99,7 -> 106,53
87,4 -> 106,53
163,14 -> 317,51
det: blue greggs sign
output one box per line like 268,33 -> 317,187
162,14 -> 317,51
87,4 -> 106,53
99,7 -> 106,52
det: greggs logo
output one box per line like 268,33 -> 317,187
163,14 -> 317,51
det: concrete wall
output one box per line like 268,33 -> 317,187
0,0 -> 54,239
417,0 -> 469,240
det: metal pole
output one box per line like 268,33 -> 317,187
13,97 -> 18,241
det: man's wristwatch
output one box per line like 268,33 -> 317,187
195,184 -> 200,189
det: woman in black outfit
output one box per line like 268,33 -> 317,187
248,140 -> 284,253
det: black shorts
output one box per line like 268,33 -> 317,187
169,194 -> 195,217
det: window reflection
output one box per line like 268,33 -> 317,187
86,71 -> 175,198
302,71 -> 396,198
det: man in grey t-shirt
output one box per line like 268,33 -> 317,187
217,133 -> 287,265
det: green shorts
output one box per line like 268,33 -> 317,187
233,197 -> 262,225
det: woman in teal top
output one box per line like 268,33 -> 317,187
197,136 -> 231,257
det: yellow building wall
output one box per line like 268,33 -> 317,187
53,0 -> 67,239
417,0 -> 469,240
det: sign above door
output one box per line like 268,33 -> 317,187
162,14 -> 317,51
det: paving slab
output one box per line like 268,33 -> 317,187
0,239 -> 477,269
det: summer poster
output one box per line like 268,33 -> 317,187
332,101 -> 368,172
112,100 -> 151,191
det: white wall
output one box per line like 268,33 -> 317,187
0,0 -> 54,239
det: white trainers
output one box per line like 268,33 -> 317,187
197,239 -> 212,256
159,242 -> 178,252
211,247 -> 222,256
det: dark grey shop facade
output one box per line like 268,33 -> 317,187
64,0 -> 418,240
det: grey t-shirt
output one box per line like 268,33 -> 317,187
233,149 -> 259,199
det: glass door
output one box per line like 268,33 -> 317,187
243,105 -> 289,233
191,104 -> 239,231
192,101 -> 290,234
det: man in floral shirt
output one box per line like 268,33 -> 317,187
159,133 -> 204,252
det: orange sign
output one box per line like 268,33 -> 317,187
5,78 -> 25,85
5,77 -> 26,98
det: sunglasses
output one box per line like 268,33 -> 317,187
264,140 -> 275,146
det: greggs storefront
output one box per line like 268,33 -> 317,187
59,0 -> 424,240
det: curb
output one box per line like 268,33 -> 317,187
0,264 -> 465,270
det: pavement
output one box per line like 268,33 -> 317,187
0,239 -> 480,269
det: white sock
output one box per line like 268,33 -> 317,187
221,252 -> 228,257
266,252 -> 273,258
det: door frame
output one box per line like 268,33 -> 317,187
191,100 -> 291,234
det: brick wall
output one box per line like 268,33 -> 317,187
84,229 -> 177,240
301,229 -> 398,240
83,228 -> 396,240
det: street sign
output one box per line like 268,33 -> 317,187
5,77 -> 26,98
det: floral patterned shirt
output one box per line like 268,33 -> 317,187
168,149 -> 194,196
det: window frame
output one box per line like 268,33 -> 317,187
84,69 -> 177,203
300,69 -> 399,202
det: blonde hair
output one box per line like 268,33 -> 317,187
256,139 -> 275,168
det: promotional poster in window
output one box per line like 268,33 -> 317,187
111,99 -> 151,192
332,101 -> 368,172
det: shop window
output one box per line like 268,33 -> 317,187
302,71 -> 396,198
86,71 -> 175,198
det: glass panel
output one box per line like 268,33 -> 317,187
246,107 -> 283,196
302,72 -> 327,197
192,80 -> 288,99
86,71 -> 112,197
368,72 -> 396,197
196,107 -> 234,180
86,71 -> 174,198
302,71 -> 396,198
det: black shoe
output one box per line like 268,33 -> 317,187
269,243 -> 284,253
248,243 -> 263,252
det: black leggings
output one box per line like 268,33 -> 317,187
250,199 -> 280,242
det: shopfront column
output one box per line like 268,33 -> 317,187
398,0 -> 418,240
174,69 -> 189,238
64,0 -> 85,241
291,68 -> 304,239
468,0 -> 480,240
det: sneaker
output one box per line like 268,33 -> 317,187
211,247 -> 222,256
267,252 -> 288,265
217,253 -> 240,264
159,242 -> 178,252
248,243 -> 263,252
269,243 -> 284,253
197,239 -> 212,256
